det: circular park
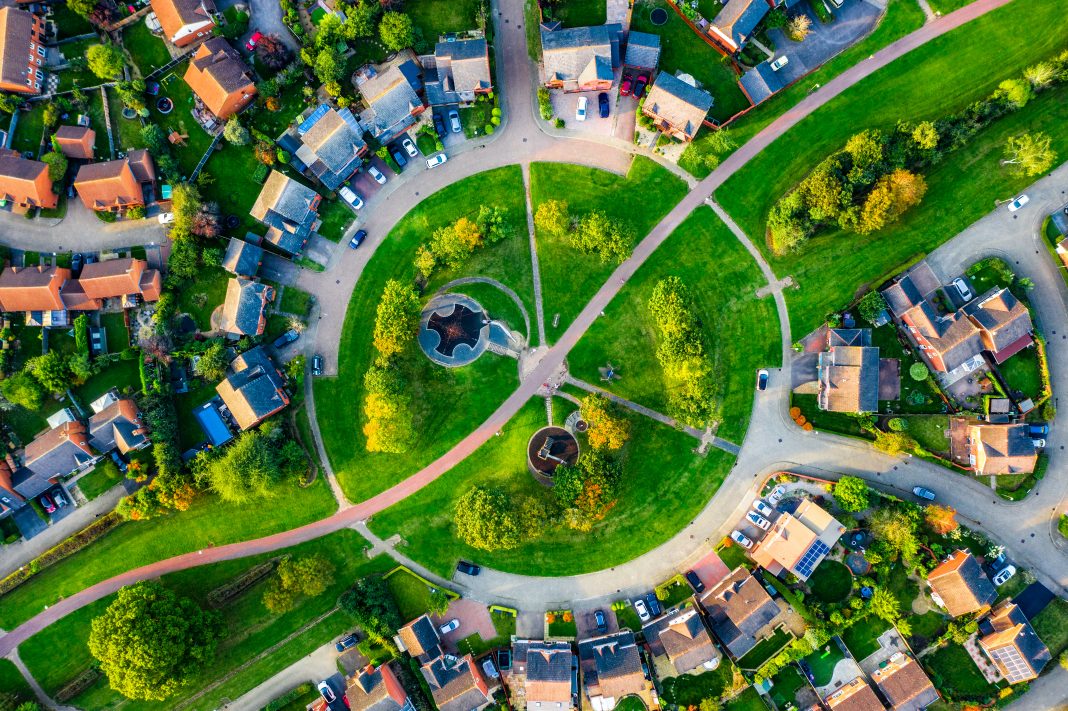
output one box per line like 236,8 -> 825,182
526,426 -> 580,485
418,293 -> 490,367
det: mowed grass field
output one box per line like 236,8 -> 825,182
369,399 -> 736,577
716,0 -> 1068,335
314,167 -> 531,503
568,206 -> 780,443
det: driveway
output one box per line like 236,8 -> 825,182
763,0 -> 883,85
0,201 -> 168,252
430,598 -> 498,650
244,0 -> 300,51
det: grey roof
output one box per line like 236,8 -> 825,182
881,262 -> 941,317
998,605 -> 1051,678
426,38 -> 492,105
347,663 -> 412,711
712,0 -> 771,49
219,345 -> 288,427
541,24 -> 622,84
297,106 -> 366,191
357,54 -> 424,140
421,656 -> 490,711
644,73 -> 712,137
398,615 -> 442,662
512,640 -> 573,705
700,568 -> 781,659
14,423 -> 94,498
87,399 -> 147,454
827,328 -> 872,347
221,278 -> 273,336
624,31 -> 660,70
250,171 -> 320,254
222,237 -> 264,277
577,630 -> 644,700
642,609 -> 718,674
739,62 -> 783,104
962,287 -> 1034,354
818,345 -> 880,413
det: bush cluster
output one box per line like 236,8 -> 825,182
648,277 -> 717,427
0,513 -> 124,596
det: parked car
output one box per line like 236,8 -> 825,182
456,560 -> 481,576
426,153 -> 448,169
633,598 -> 651,622
338,186 -> 364,210
317,681 -> 337,704
912,486 -> 937,501
730,530 -> 753,549
335,633 -> 358,652
368,165 -> 387,184
439,619 -> 460,635
85,253 -> 97,265
993,565 -> 1017,587
1029,423 -> 1050,437
273,329 -> 299,348
634,74 -> 649,98
71,252 -> 84,276
53,489 -> 68,507
594,609 -> 607,634
645,594 -> 662,617
433,112 -> 447,137
448,109 -> 462,133
401,137 -> 418,157
769,55 -> 789,71
752,499 -> 774,517
39,493 -> 56,513
575,96 -> 588,121
685,570 -> 705,593
349,229 -> 367,249
158,212 -> 175,224
598,92 -> 609,118
768,484 -> 787,505
951,277 -> 973,302
312,354 -> 324,376
746,511 -> 771,530
111,450 -> 128,473
391,149 -> 408,168
757,369 -> 769,391
1007,194 -> 1029,212
1032,438 -> 1047,448
245,30 -> 263,51
620,76 -> 632,96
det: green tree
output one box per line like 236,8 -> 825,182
868,586 -> 901,623
25,352 -> 71,393
314,13 -> 345,48
338,576 -> 402,645
193,341 -> 229,381
0,371 -> 45,410
372,280 -> 420,360
909,363 -> 928,381
196,431 -> 282,502
857,291 -> 887,324
580,394 -> 630,451
88,581 -> 220,701
429,589 -> 450,616
911,121 -> 939,150
362,363 -> 414,453
571,210 -> 630,263
872,430 -> 917,456
378,11 -> 414,52
1002,132 -> 1056,177
843,129 -> 885,183
534,199 -> 570,236
313,46 -> 346,86
68,352 -> 93,383
869,507 -> 920,563
997,77 -> 1033,108
167,237 -> 199,280
262,555 -> 336,613
553,451 -> 620,531
86,43 -> 125,80
68,0 -> 98,18
0,92 -> 22,114
222,116 -> 250,146
832,476 -> 870,513
454,486 -> 522,551
1024,62 -> 1056,89
42,151 -> 68,182
343,0 -> 380,38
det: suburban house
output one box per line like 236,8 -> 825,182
53,125 -> 96,160
222,237 -> 264,278
824,676 -> 884,711
215,345 -> 290,431
420,654 -> 495,711
184,37 -> 257,123
622,31 -> 660,73
540,24 -> 622,93
0,154 -> 58,211
0,6 -> 46,94
87,395 -> 150,456
6,421 -> 95,499
395,615 -> 443,664
423,38 -> 493,106
817,329 -> 886,413
926,550 -> 997,617
977,601 -> 1050,684
961,288 -> 1034,364
150,0 -> 217,48
898,299 -> 983,377
707,0 -> 770,55
250,170 -> 322,255
699,567 -> 783,660
966,422 -> 1037,475
344,663 -> 416,711
749,499 -> 845,582
354,50 -> 426,143
218,277 -> 273,337
870,652 -> 939,710
641,607 -> 720,677
77,258 -> 162,306
577,630 -> 655,711
0,265 -> 71,322
738,61 -> 785,106
292,106 -> 367,191
73,150 -> 156,212
508,639 -> 574,710
641,73 -> 712,143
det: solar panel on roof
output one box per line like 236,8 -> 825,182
297,105 -> 330,136
795,540 -> 831,578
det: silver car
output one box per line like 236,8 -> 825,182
367,165 -> 387,184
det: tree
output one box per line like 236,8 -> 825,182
924,504 -> 958,535
314,13 -> 345,48
222,117 -> 250,146
843,129 -> 885,183
534,199 -> 570,236
41,150 -> 68,182
88,581 -> 220,701
580,394 -> 630,451
868,586 -> 901,623
25,352 -> 71,393
571,211 -> 630,264
378,11 -> 414,52
343,0 -> 381,38
0,92 -> 22,114
553,451 -> 620,530
786,13 -> 811,42
262,555 -> 336,613
68,352 -> 92,383
196,431 -> 282,502
454,486 -> 522,551
869,507 -> 920,563
872,430 -> 917,456
832,476 -> 870,513
255,34 -> 293,71
909,362 -> 928,381
997,77 -> 1033,108
372,280 -> 420,360
1060,650 -> 1068,671
884,169 -> 927,219
313,46 -> 346,85
170,182 -> 202,234
114,80 -> 147,112
194,341 -> 228,381
1002,132 -> 1056,177
338,576 -> 402,644
86,43 -> 125,80
429,589 -> 450,616
856,177 -> 893,235
911,121 -> 939,150
68,0 -> 98,18
362,363 -> 414,453
1,371 -> 45,410
857,291 -> 887,324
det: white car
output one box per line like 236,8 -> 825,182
746,511 -> 771,530
1007,194 -> 1029,212
438,619 -> 460,634
633,598 -> 651,622
1032,438 -> 1046,448
730,530 -> 753,549
576,96 -> 588,122
338,186 -> 364,210
157,212 -> 175,224
401,137 -> 418,158
768,484 -> 787,505
769,56 -> 789,71
993,565 -> 1017,587
317,681 -> 336,703
951,277 -> 973,302
426,153 -> 448,169
368,165 -> 387,184
752,499 -> 774,517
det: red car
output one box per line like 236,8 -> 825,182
634,74 -> 649,98
620,76 -> 632,96
245,30 -> 263,51
39,493 -> 56,514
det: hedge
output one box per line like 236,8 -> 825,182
0,512 -> 124,596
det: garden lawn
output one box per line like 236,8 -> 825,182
999,348 -> 1042,400
803,642 -> 845,686
547,614 -> 577,638
807,559 -> 853,603
74,359 -> 140,404
793,393 -> 868,438
1032,596 -> 1068,657
10,104 -> 45,156
177,266 -> 229,331
56,38 -> 103,91
840,617 -> 891,661
406,0 -> 482,39
660,663 -> 739,706
175,379 -> 219,449
124,20 -> 172,77
101,311 -> 130,352
908,610 -> 947,649
152,66 -> 217,175
315,166 -> 531,503
923,644 -> 997,699
317,199 -> 354,242
569,206 -> 780,443
735,627 -> 793,670
385,568 -> 446,621
530,157 -> 688,339
725,687 -> 768,711
0,658 -> 33,705
0,477 -> 337,630
883,564 -> 919,610
716,542 -> 751,571
76,460 -> 125,501
52,3 -> 92,38
614,604 -> 642,632
631,0 -> 749,123
368,399 -> 736,577
614,698 -> 648,711
554,0 -> 606,27
108,87 -> 148,152
717,0 -> 1068,336
870,325 -> 944,414
279,286 -> 313,316
928,0 -> 975,12
199,142 -> 268,237
909,415 -> 950,455
768,665 -> 807,709
456,610 -> 516,656
18,531 -> 392,711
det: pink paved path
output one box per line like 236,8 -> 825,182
0,0 -> 1011,657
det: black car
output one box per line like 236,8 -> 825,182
594,609 -> 607,634
312,354 -> 324,376
273,329 -> 300,348
684,570 -> 705,593
456,560 -> 481,576
598,92 -> 610,118
392,149 -> 408,168
111,450 -> 128,473
71,252 -> 84,276
645,594 -> 661,617
433,112 -> 447,137
634,75 -> 649,98
335,633 -> 359,652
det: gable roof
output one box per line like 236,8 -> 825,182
78,258 -> 159,300
644,73 -> 712,138
426,39 -> 492,104
902,300 -> 984,372
397,615 -> 442,663
541,25 -> 622,84
74,155 -> 150,209
968,423 -> 1037,476
870,653 -> 939,711
296,106 -> 366,191
711,0 -> 770,49
151,0 -> 216,42
818,344 -> 880,413
347,663 -> 412,711
824,676 -> 884,711
927,550 -> 997,617
0,154 -> 56,208
623,31 -> 660,70
962,287 -> 1033,360
215,345 -> 289,430
512,640 -> 573,706
87,397 -> 148,454
219,278 -> 273,336
222,237 -> 264,277
0,7 -> 40,92
577,630 -> 645,701
881,262 -> 941,317
700,567 -> 781,658
750,500 -> 844,581
0,265 -> 69,312
978,601 -> 1050,683
421,655 -> 491,711
54,125 -> 96,160
251,170 -> 321,254
642,608 -> 719,674
185,37 -> 256,119
16,421 -> 94,497
356,52 -> 424,139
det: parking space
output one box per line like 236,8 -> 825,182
551,89 -> 624,137
689,549 -> 731,589
764,0 -> 882,85
11,505 -> 46,540
574,605 -> 617,638
430,598 -> 498,650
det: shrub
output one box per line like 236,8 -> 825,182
0,513 -> 124,595
537,87 -> 552,120
887,417 -> 907,432
909,363 -> 929,381
1059,514 -> 1068,539
554,118 -> 564,128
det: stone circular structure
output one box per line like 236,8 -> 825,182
527,426 -> 580,485
418,293 -> 490,367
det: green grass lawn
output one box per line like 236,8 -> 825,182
56,38 -> 103,92
908,610 -> 948,650
249,92 -> 310,139
406,0 -> 482,40
882,564 -> 919,610
614,697 -> 648,711
547,613 -> 577,638
150,65 -> 216,176
568,206 -> 780,443
199,142 -> 269,238
923,644 -> 997,699
999,348 -> 1043,400
175,379 -> 219,449
446,281 -> 529,341
804,641 -> 845,686
928,0 -> 975,12
74,359 -> 140,404
716,542 -> 752,571
279,286 -> 313,317
123,20 -> 172,77
1032,596 -> 1068,657
840,616 -> 891,661
177,266 -> 229,331
108,86 -> 148,152
18,531 -> 392,711
768,665 -> 808,709
76,459 -> 125,501
456,610 -> 516,656
716,0 -> 1068,336
657,579 -> 695,609
316,198 -> 354,242
792,393 -> 868,438
725,687 -> 768,711
631,0 -> 749,123
0,658 -> 34,706
11,104 -> 45,156
553,0 -> 607,27
807,559 -> 853,603
101,311 -> 130,352
614,604 -> 642,632
315,166 -> 533,503
735,627 -> 793,671
385,567 -> 446,621
52,3 -> 93,38
909,415 -> 950,455
530,157 -> 688,339
368,398 -> 736,577
659,663 -> 739,706
0,477 -> 337,630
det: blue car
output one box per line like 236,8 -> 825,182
273,329 -> 299,348
1029,423 -> 1049,437
349,229 -> 367,249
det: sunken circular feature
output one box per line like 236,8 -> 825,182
527,426 -> 580,485
650,7 -> 669,25
418,293 -> 490,367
